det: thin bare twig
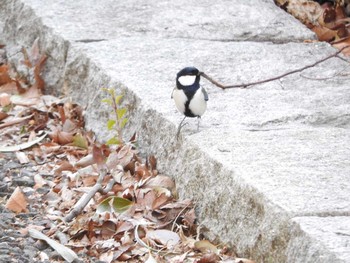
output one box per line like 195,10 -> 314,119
134,224 -> 157,252
64,169 -> 107,223
300,62 -> 350,81
171,202 -> 192,232
200,46 -> 350,89
336,54 -> 349,63
100,177 -> 116,194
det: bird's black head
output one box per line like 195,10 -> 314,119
177,67 -> 199,78
176,67 -> 201,89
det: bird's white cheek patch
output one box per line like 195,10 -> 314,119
178,75 -> 196,86
172,89 -> 187,114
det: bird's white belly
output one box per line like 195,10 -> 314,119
189,88 -> 207,116
172,88 -> 187,114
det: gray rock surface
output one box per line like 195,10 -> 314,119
1,0 -> 349,262
4,0 -> 314,42
288,217 -> 350,262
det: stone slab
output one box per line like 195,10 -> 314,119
10,0 -> 314,42
0,0 -> 349,262
287,217 -> 350,263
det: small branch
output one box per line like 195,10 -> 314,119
171,202 -> 191,232
64,169 -> 107,223
134,224 -> 155,252
336,54 -> 350,63
200,46 -> 350,89
300,62 -> 350,81
100,177 -> 115,194
199,72 -> 228,89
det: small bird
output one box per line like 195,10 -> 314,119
171,67 -> 208,136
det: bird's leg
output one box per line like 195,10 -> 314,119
197,116 -> 201,132
176,116 -> 187,138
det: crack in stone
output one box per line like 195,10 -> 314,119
169,36 -> 307,44
75,39 -> 107,43
247,113 -> 350,129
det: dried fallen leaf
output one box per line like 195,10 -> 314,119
160,199 -> 192,210
135,162 -> 151,179
75,154 -> 94,168
332,38 -> 350,55
196,253 -> 220,263
38,252 -> 49,261
99,250 -> 114,263
0,81 -> 18,95
145,252 -> 158,263
0,64 -> 12,85
148,155 -> 157,170
152,186 -> 172,198
10,85 -> 41,106
0,92 -> 11,106
286,0 -> 323,25
114,221 -> 133,235
5,187 -> 28,213
0,114 -> 32,129
28,228 -> 79,263
144,175 -> 176,192
0,132 -> 47,152
323,7 -> 336,24
96,196 -> 134,214
72,133 -> 88,149
50,129 -> 74,145
146,229 -> 180,248
182,208 -> 196,229
152,193 -> 170,210
33,55 -> 47,93
334,23 -> 349,39
107,145 -> 135,169
20,38 -> 47,93
335,5 -> 347,21
311,25 -> 337,41
54,161 -> 76,175
34,173 -> 47,189
93,144 -> 108,168
62,119 -> 77,132
0,111 -> 8,121
194,240 -> 218,254
82,175 -> 98,187
15,151 -> 30,164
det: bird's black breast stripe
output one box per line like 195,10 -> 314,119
184,90 -> 196,117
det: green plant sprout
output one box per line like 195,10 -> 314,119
102,88 -> 128,145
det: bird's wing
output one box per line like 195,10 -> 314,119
202,87 -> 209,101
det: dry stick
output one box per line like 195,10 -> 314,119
200,46 -> 350,89
171,202 -> 192,232
300,61 -> 350,81
64,168 -> 108,223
